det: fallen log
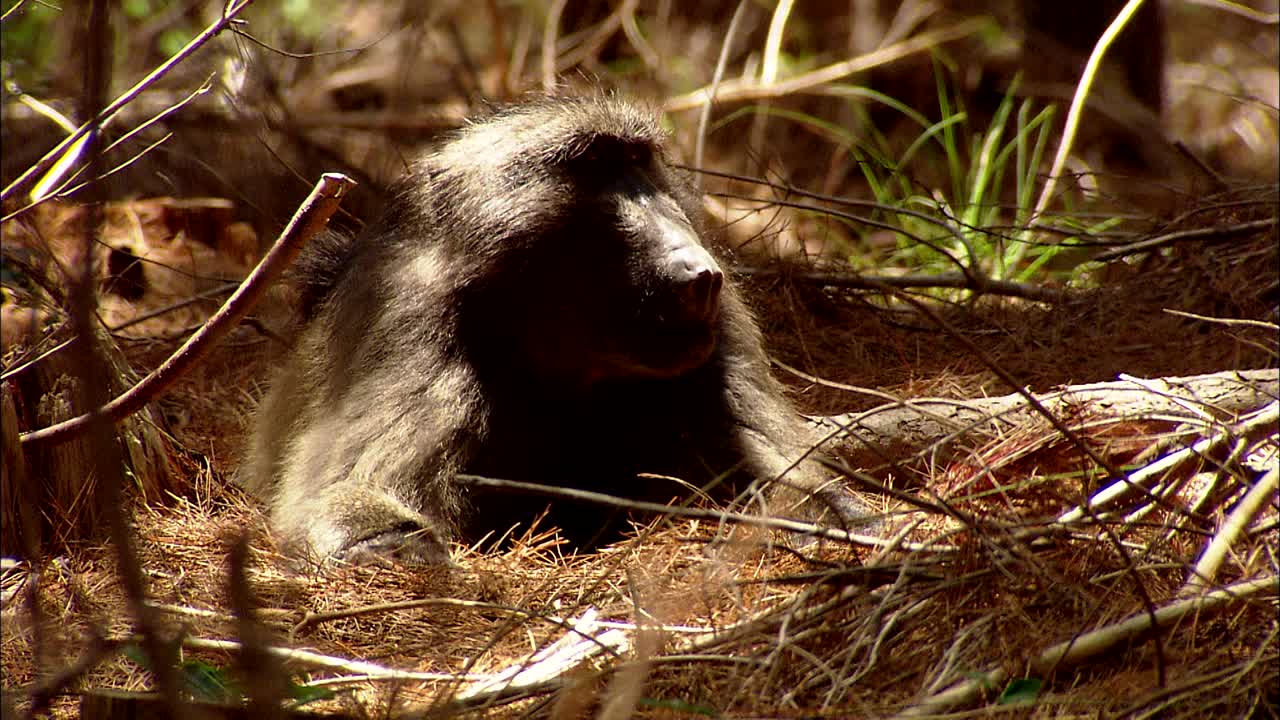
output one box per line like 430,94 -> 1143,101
813,369 -> 1279,468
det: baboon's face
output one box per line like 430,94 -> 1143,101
476,136 -> 724,387
570,138 -> 724,381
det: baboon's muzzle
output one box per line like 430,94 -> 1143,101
672,253 -> 723,324
643,197 -> 723,326
613,166 -> 724,329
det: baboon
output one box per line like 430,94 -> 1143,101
242,95 -> 866,564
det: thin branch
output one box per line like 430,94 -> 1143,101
454,475 -> 932,551
1165,309 -> 1280,333
1183,464 -> 1279,595
181,637 -> 478,682
739,267 -> 1068,303
1058,401 -> 1279,525
20,173 -> 354,449
292,597 -> 521,638
1092,219 -> 1276,261
1,0 -> 254,204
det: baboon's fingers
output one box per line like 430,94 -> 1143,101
341,526 -> 453,567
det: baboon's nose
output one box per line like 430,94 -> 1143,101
662,230 -> 723,323
679,265 -> 723,321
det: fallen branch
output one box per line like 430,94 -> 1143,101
812,369 -> 1279,466
453,609 -> 630,702
181,636 -> 480,682
1058,399 -> 1278,524
1183,464 -> 1279,595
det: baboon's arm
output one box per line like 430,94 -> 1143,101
713,300 -> 869,530
266,367 -> 478,564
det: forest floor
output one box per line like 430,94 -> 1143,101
2,2 -> 1278,717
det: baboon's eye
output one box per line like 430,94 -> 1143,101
622,143 -> 652,167
573,140 -> 651,170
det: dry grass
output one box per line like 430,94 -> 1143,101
3,1 -> 1278,716
3,408 -> 1276,717
3,230 -> 1276,718
754,197 -> 1279,417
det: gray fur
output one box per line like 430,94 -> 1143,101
242,95 -> 864,563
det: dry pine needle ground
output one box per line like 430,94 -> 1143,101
2,222 -> 1277,718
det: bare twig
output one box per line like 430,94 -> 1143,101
1164,309 -> 1280,333
1,0 -> 254,204
20,173 -> 354,449
739,266 -> 1069,303
1092,219 -> 1276,261
454,474 -> 921,550
1183,463 -> 1279,595
1058,400 -> 1279,524
181,637 -> 478,682
292,597 -> 519,638
454,609 -> 630,702
30,81 -> 213,207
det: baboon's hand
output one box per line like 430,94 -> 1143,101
340,526 -> 453,567
778,482 -> 879,548
810,485 -> 877,533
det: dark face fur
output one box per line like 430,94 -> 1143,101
400,97 -> 726,388
490,137 -> 724,385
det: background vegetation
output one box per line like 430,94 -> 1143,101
1,0 -> 1277,717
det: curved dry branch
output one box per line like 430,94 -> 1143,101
19,173 -> 355,449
